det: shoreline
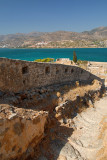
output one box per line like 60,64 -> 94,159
0,47 -> 107,49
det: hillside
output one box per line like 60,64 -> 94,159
0,27 -> 107,48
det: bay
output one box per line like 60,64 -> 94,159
0,48 -> 107,62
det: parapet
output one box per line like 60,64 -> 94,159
0,58 -> 104,93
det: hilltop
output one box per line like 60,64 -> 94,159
0,26 -> 107,48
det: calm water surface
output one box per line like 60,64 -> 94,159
0,48 -> 107,62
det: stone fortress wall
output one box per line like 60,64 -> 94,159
87,61 -> 107,85
56,58 -> 107,86
0,58 -> 104,93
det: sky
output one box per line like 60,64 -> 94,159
0,0 -> 107,35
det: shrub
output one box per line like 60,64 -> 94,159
77,60 -> 88,65
34,58 -> 55,62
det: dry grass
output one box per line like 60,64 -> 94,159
62,79 -> 101,103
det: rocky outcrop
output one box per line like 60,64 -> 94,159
0,104 -> 48,160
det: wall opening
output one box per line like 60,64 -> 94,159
22,66 -> 28,74
81,70 -> 83,74
45,66 -> 50,74
71,68 -> 74,73
23,80 -> 26,85
56,68 -> 59,74
65,68 -> 68,73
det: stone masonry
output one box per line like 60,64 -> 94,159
0,58 -> 104,93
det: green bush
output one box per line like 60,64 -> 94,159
77,59 -> 81,65
77,60 -> 88,65
34,58 -> 55,62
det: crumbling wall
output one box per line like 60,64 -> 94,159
0,58 -> 103,93
0,104 -> 48,160
56,58 -> 71,65
87,61 -> 107,85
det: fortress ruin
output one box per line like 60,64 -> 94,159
0,58 -> 106,160
0,58 -> 104,93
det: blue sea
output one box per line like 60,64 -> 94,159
0,48 -> 107,62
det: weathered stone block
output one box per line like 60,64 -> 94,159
0,104 -> 48,160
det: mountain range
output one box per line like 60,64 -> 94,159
0,26 -> 107,48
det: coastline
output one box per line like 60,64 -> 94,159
0,47 -> 107,49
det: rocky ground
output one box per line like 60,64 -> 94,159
0,80 -> 106,160
33,88 -> 107,160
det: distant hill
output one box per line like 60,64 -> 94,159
0,27 -> 107,48
0,32 -> 45,42
82,26 -> 107,39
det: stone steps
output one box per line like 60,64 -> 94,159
73,114 -> 99,129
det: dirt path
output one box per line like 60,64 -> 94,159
67,96 -> 107,160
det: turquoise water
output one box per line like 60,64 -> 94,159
0,48 -> 107,62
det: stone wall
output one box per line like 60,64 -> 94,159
0,58 -> 104,93
56,58 -> 71,65
87,61 -> 107,86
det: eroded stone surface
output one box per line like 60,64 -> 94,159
34,86 -> 107,160
0,71 -> 106,160
0,104 -> 48,160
